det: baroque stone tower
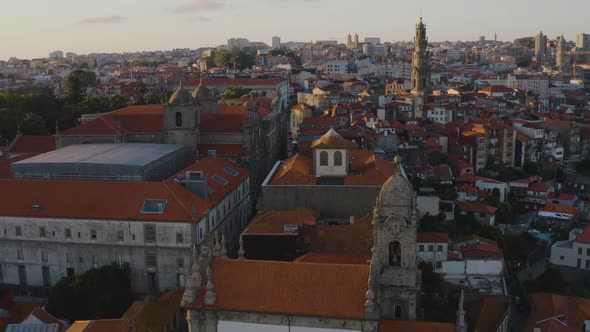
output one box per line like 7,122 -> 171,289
365,165 -> 420,321
411,18 -> 432,96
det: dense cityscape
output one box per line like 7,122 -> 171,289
1,10 -> 590,332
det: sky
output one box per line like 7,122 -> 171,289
1,0 -> 589,60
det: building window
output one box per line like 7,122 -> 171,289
18,265 -> 27,286
65,228 -> 72,239
147,272 -> 158,292
17,249 -> 23,261
78,257 -> 83,264
145,253 -> 157,268
41,251 -> 48,263
144,224 -> 157,243
389,241 -> 401,267
42,266 -> 50,287
334,151 -> 343,166
428,245 -> 434,252
587,248 -> 590,256
435,261 -> 442,269
418,245 -> 424,252
587,260 -> 590,269
92,256 -> 98,266
39,227 -> 46,238
90,229 -> 97,240
176,232 -> 183,244
580,248 -> 584,255
117,230 -> 124,241
320,151 -> 328,166
66,254 -> 73,264
175,112 -> 183,127
437,245 -> 443,252
560,256 -> 564,260
177,273 -> 186,288
578,259 -> 582,268
177,257 -> 184,269
394,305 -> 402,319
67,268 -> 75,277
15,226 -> 22,237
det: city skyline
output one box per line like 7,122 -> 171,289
1,0 -> 589,60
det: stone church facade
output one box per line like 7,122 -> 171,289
179,164 -> 450,332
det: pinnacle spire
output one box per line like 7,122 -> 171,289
238,236 -> 246,259
204,267 -> 216,305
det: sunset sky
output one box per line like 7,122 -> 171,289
1,0 -> 588,60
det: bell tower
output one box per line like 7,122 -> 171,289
164,84 -> 200,153
411,18 -> 432,96
366,163 -> 420,321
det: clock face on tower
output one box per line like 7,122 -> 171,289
383,214 -> 410,239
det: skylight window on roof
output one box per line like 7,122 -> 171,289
141,199 -> 168,214
224,166 -> 239,177
212,175 -> 229,186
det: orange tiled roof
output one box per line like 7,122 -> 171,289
417,232 -> 449,243
379,320 -> 456,332
540,203 -> 578,216
311,128 -> 354,149
189,258 -> 369,319
12,135 -> 56,153
66,320 -> 132,332
0,157 -> 248,222
455,201 -> 498,214
28,307 -> 64,331
465,297 -> 509,332
200,113 -> 245,134
294,253 -> 371,265
242,208 -> 318,235
525,293 -> 590,331
271,153 -> 315,185
304,215 -> 373,255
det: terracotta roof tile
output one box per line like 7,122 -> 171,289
304,215 -> 373,255
189,258 -> 369,319
12,136 -> 56,153
379,320 -> 456,332
200,113 -> 245,134
29,307 -> 64,331
66,320 -> 132,332
417,232 -> 449,243
293,253 -> 371,265
242,209 -> 318,235
539,203 -> 578,216
455,201 -> 498,214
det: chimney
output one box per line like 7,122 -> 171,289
182,171 -> 209,199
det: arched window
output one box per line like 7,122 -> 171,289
320,151 -> 328,166
175,112 -> 183,127
334,151 -> 343,166
389,241 -> 401,267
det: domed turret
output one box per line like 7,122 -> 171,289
168,85 -> 193,106
192,83 -> 211,100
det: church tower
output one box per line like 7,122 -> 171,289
411,18 -> 432,96
365,163 -> 420,321
164,84 -> 201,153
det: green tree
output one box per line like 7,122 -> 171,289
46,264 -> 135,322
524,268 -> 567,294
20,112 -> 47,135
214,50 -> 232,68
133,79 -> 148,105
477,225 -> 505,249
524,162 -> 539,175
64,70 -> 97,102
220,86 -> 252,99
514,37 -> 535,48
108,95 -> 127,110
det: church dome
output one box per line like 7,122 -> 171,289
377,166 -> 413,213
311,128 -> 351,149
192,83 -> 211,100
169,85 -> 192,106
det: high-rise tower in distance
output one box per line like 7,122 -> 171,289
411,17 -> 432,95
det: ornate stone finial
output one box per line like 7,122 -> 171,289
238,236 -> 246,259
213,231 -> 222,257
182,245 -> 202,305
456,290 -> 467,332
204,267 -> 216,306
394,155 -> 402,165
364,283 -> 375,313
55,121 -> 60,135
220,233 -> 228,258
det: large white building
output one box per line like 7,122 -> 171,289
0,157 -> 251,294
325,60 -> 348,76
550,227 -> 590,269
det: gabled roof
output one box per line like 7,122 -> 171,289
417,232 -> 449,244
188,258 -> 369,319
11,136 -> 56,154
0,157 -> 248,222
311,128 -> 352,149
455,201 -> 498,214
121,290 -> 183,332
26,307 -> 64,332
242,208 -> 318,235
379,321 -> 455,332
539,203 -> 578,216
303,215 -> 373,255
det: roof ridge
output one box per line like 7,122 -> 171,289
162,181 -> 194,220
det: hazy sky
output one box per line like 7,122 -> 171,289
1,0 -> 588,60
